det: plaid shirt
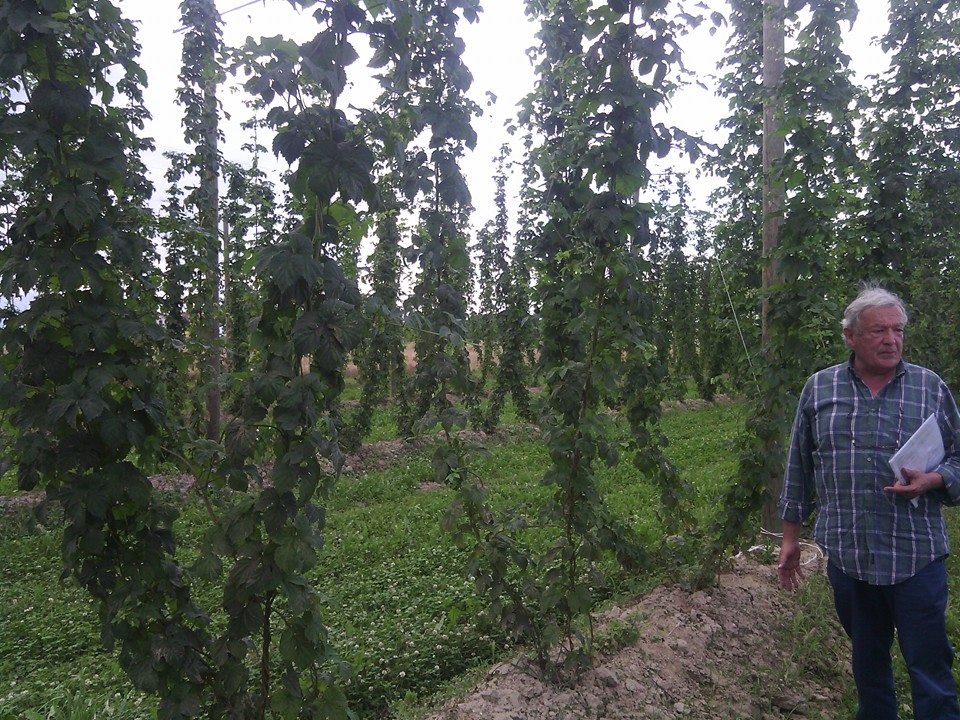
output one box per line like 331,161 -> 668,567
779,358 -> 960,585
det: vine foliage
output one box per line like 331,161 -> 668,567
446,0 -> 691,672
0,0 -> 393,716
176,0 -> 225,441
483,144 -> 534,428
0,2 -> 213,716
696,0 -> 858,585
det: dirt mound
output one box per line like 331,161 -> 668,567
427,553 -> 844,720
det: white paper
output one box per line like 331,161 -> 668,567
888,414 -> 945,507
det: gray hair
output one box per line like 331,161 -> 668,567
842,286 -> 909,331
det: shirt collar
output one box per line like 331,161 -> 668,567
845,354 -> 907,381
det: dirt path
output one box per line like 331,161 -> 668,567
426,552 -> 847,720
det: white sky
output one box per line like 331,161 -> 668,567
123,0 -> 891,240
128,0 -> 540,231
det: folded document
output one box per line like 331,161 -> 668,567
888,413 -> 945,508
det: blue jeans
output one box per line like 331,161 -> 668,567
828,558 -> 960,720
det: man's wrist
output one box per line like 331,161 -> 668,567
781,520 -> 802,545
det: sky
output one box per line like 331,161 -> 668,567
123,0 -> 892,243
127,0 -> 540,232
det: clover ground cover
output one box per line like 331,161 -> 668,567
0,402 -> 748,718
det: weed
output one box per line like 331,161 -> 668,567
595,618 -> 641,654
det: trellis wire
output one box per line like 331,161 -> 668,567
713,253 -> 761,396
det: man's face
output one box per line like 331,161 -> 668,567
843,304 -> 905,377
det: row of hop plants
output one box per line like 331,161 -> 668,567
9,0 -> 958,716
0,1 -> 716,717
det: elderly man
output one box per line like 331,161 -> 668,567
778,286 -> 960,719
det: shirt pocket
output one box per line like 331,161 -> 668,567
810,401 -> 855,457
885,404 -> 931,454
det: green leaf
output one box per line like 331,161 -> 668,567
275,537 -> 303,574
567,584 -> 593,614
191,548 -> 223,581
259,234 -> 323,297
273,375 -> 323,432
274,130 -> 306,164
292,311 -> 324,355
224,418 -> 258,460
227,512 -> 257,546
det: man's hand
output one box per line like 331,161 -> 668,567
778,521 -> 804,592
884,468 -> 944,502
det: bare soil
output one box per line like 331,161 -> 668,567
425,552 -> 847,720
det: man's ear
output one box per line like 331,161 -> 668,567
842,327 -> 855,349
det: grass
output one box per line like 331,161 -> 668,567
744,495 -> 960,720
0,470 -> 16,496
0,517 -> 148,719
752,566 -> 858,719
7,398 -> 948,719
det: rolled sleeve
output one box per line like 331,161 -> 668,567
934,383 -> 960,506
934,462 -> 960,506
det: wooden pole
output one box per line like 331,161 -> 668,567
201,40 -> 222,442
761,0 -> 785,530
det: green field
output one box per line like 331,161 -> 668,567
2,401 -> 956,719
